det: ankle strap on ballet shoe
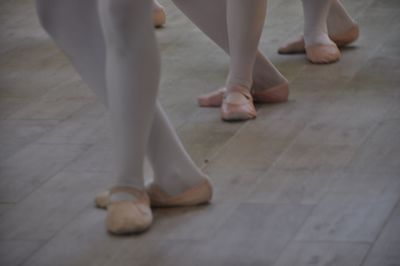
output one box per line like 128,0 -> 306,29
225,86 -> 252,100
109,186 -> 150,205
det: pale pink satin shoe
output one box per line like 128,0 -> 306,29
147,179 -> 213,208
252,82 -> 289,103
105,186 -> 153,235
306,43 -> 341,64
221,86 -> 257,122
278,24 -> 359,54
197,88 -> 226,107
96,179 -> 213,209
197,82 -> 289,108
331,24 -> 359,47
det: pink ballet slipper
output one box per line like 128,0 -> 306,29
96,179 -> 213,209
105,186 -> 152,235
198,82 -> 289,108
306,43 -> 341,64
278,24 -> 359,54
221,86 -> 257,122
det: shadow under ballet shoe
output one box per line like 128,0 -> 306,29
339,45 -> 359,52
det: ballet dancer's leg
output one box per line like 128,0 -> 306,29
300,0 -> 342,64
36,0 -> 210,234
219,0 -> 267,121
97,0 -> 160,189
99,0 -> 209,217
147,104 -> 208,196
278,0 -> 358,58
172,0 -> 288,108
225,0 -> 267,91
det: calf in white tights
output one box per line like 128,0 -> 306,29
278,0 -> 359,64
35,0 -> 211,234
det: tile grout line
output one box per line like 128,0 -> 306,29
18,202 -> 98,266
359,198 -> 400,266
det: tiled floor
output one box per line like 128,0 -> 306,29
0,0 -> 399,265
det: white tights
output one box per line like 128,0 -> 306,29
302,0 -> 356,47
172,0 -> 286,91
35,0 -> 206,195
302,0 -> 335,46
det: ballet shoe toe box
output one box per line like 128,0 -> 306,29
221,89 -> 257,121
306,44 -> 341,64
106,201 -> 153,234
105,187 -> 153,234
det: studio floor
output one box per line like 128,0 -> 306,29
1,0 -> 400,265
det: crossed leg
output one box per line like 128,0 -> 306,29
36,0 -> 209,234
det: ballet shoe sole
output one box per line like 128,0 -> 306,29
308,56 -> 340,64
221,112 -> 257,122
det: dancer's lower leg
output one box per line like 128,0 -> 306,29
172,0 -> 287,93
98,0 -> 159,188
147,103 -> 208,196
226,0 -> 267,90
302,0 -> 334,47
218,0 -> 266,120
